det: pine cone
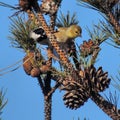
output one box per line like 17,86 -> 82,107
63,88 -> 89,110
31,67 -> 40,77
19,0 -> 39,12
19,0 -> 30,11
62,78 -> 90,110
85,65 -> 111,92
23,52 -> 34,75
39,65 -> 50,74
80,39 -> 99,57
62,65 -> 110,109
40,0 -> 60,15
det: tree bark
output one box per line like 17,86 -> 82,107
44,95 -> 52,120
91,92 -> 120,120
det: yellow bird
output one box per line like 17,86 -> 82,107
54,25 -> 82,42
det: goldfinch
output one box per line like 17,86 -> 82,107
54,25 -> 82,42
30,25 -> 82,44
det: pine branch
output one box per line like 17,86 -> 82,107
77,0 -> 119,13
106,11 -> 120,34
77,0 -> 120,42
104,91 -> 119,108
45,82 -> 60,100
44,94 -> 52,120
98,20 -> 120,46
3,0 -> 118,120
9,16 -> 37,51
37,76 -> 45,94
86,23 -> 110,45
91,92 -> 120,120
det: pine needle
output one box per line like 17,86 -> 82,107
56,11 -> 79,27
9,16 -> 37,51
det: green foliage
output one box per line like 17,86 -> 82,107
9,16 -> 37,52
86,22 -> 110,44
0,89 -> 7,119
98,21 -> 120,45
0,0 -> 120,120
86,21 -> 120,48
56,11 -> 79,27
77,0 -> 120,46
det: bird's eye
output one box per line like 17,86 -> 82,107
75,31 -> 78,34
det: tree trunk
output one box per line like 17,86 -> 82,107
44,95 -> 52,120
37,75 -> 52,120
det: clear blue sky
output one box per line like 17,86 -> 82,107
0,0 -> 120,120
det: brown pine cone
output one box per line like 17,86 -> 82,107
31,67 -> 40,77
63,88 -> 89,110
39,65 -> 50,74
85,65 -> 111,92
40,0 -> 60,15
80,39 -> 99,57
23,52 -> 34,75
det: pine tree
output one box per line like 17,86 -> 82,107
0,0 -> 120,120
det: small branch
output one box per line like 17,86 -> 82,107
67,40 -> 80,70
107,11 -> 120,34
37,76 -> 45,94
90,47 -> 101,66
45,82 -> 60,100
44,72 -> 52,120
72,52 -> 80,70
91,92 -> 120,120
50,14 -> 57,31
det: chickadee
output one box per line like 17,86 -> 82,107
30,27 -> 49,45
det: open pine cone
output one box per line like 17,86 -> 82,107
62,65 -> 110,110
40,0 -> 60,15
62,76 -> 90,110
63,87 -> 89,110
84,65 -> 111,93
80,39 -> 99,57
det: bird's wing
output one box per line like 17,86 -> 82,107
57,27 -> 67,32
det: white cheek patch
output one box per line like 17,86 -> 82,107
30,32 -> 41,41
